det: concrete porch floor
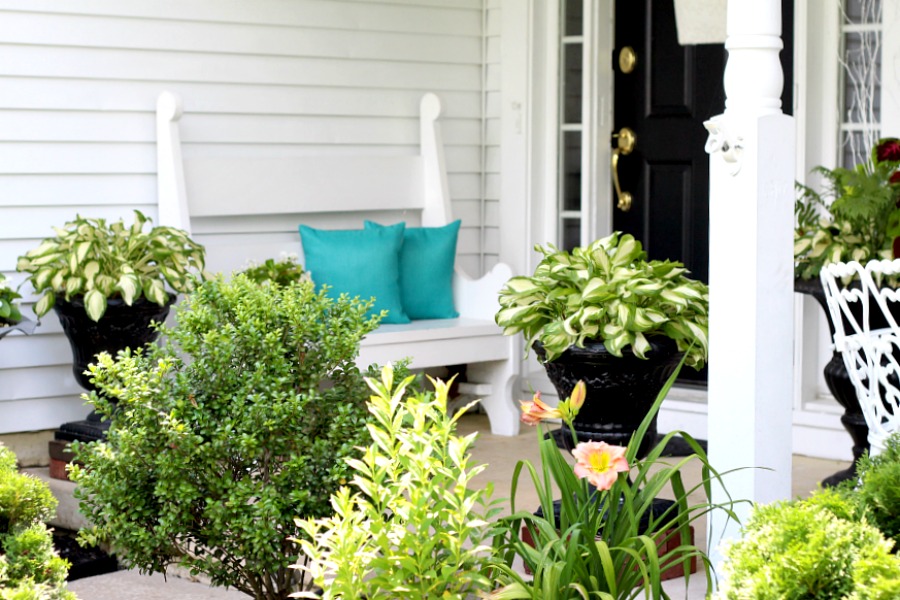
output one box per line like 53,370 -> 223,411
63,412 -> 850,599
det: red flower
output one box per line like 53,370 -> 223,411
893,237 -> 900,259
891,171 -> 900,185
876,138 -> 900,163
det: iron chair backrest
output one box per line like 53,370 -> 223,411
820,259 -> 900,456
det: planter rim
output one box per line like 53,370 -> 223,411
533,336 -> 680,362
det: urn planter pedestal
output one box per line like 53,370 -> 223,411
50,296 -> 174,479
535,337 -> 683,460
795,277 -> 882,487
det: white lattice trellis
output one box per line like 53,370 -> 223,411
820,259 -> 900,456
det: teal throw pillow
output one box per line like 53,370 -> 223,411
365,220 -> 461,320
299,223 -> 410,324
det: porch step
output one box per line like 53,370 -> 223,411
22,467 -> 91,531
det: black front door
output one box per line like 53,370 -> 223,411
612,0 -> 793,286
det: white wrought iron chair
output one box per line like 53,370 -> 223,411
820,259 -> 900,457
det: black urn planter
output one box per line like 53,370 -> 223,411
54,296 -> 174,392
794,276 -> 894,486
535,337 -> 683,460
53,295 -> 175,442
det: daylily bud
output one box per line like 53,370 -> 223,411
519,392 -> 563,425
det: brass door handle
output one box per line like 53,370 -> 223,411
612,127 -> 636,212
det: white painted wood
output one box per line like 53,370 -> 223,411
706,0 -> 795,564
157,90 -> 520,436
0,0 -> 482,33
0,0 -> 487,436
820,260 -> 900,456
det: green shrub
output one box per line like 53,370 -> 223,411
848,551 -> 900,600
714,498 -> 900,600
0,446 -> 74,600
240,254 -> 308,287
855,434 -> 900,548
70,274 -> 390,600
294,365 -> 500,599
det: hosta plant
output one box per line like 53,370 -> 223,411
70,274 -> 389,600
293,365 -> 501,599
16,210 -> 205,321
0,273 -> 22,327
795,137 -> 900,281
496,231 -> 709,368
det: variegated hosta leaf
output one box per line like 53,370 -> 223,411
632,331 -> 651,358
145,279 -> 168,305
33,292 -> 55,318
95,274 -> 117,296
611,234 -> 640,266
82,261 -> 100,281
64,276 -> 84,298
117,274 -> 141,305
83,289 -> 107,322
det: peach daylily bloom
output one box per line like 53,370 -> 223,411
572,441 -> 629,491
519,392 -> 563,425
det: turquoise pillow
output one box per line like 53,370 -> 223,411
299,223 -> 410,324
365,220 -> 461,320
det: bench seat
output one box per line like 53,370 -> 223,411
155,90 -> 521,436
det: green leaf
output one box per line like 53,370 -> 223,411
83,289 -> 107,321
64,276 -> 84,298
117,273 -> 140,305
33,292 -> 55,317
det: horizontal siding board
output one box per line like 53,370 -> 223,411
0,12 -> 481,65
0,333 -> 71,370
0,143 -> 481,173
0,1 -> 481,35
3,365 -> 83,402
0,111 -> 481,146
0,398 -> 90,435
0,46 -> 481,92
0,78 -> 482,119
0,206 -> 156,239
0,174 -> 156,208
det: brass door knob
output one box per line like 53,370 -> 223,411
619,46 -> 637,74
612,127 -> 637,212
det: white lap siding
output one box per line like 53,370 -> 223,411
0,0 -> 488,435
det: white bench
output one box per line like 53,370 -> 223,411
155,91 -> 520,436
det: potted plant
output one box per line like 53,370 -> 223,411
794,137 -> 900,485
495,231 -> 708,456
16,210 -> 205,387
0,272 -> 35,340
488,362 -> 732,598
16,210 -> 205,447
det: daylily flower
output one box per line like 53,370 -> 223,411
519,391 -> 562,425
572,441 -> 629,491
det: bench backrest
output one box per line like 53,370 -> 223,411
155,91 -> 453,276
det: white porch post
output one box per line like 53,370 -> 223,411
705,0 -> 794,565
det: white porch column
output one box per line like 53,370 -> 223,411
705,0 -> 794,565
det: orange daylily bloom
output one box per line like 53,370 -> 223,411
519,392 -> 563,425
572,441 -> 629,491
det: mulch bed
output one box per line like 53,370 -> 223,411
52,528 -> 118,581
